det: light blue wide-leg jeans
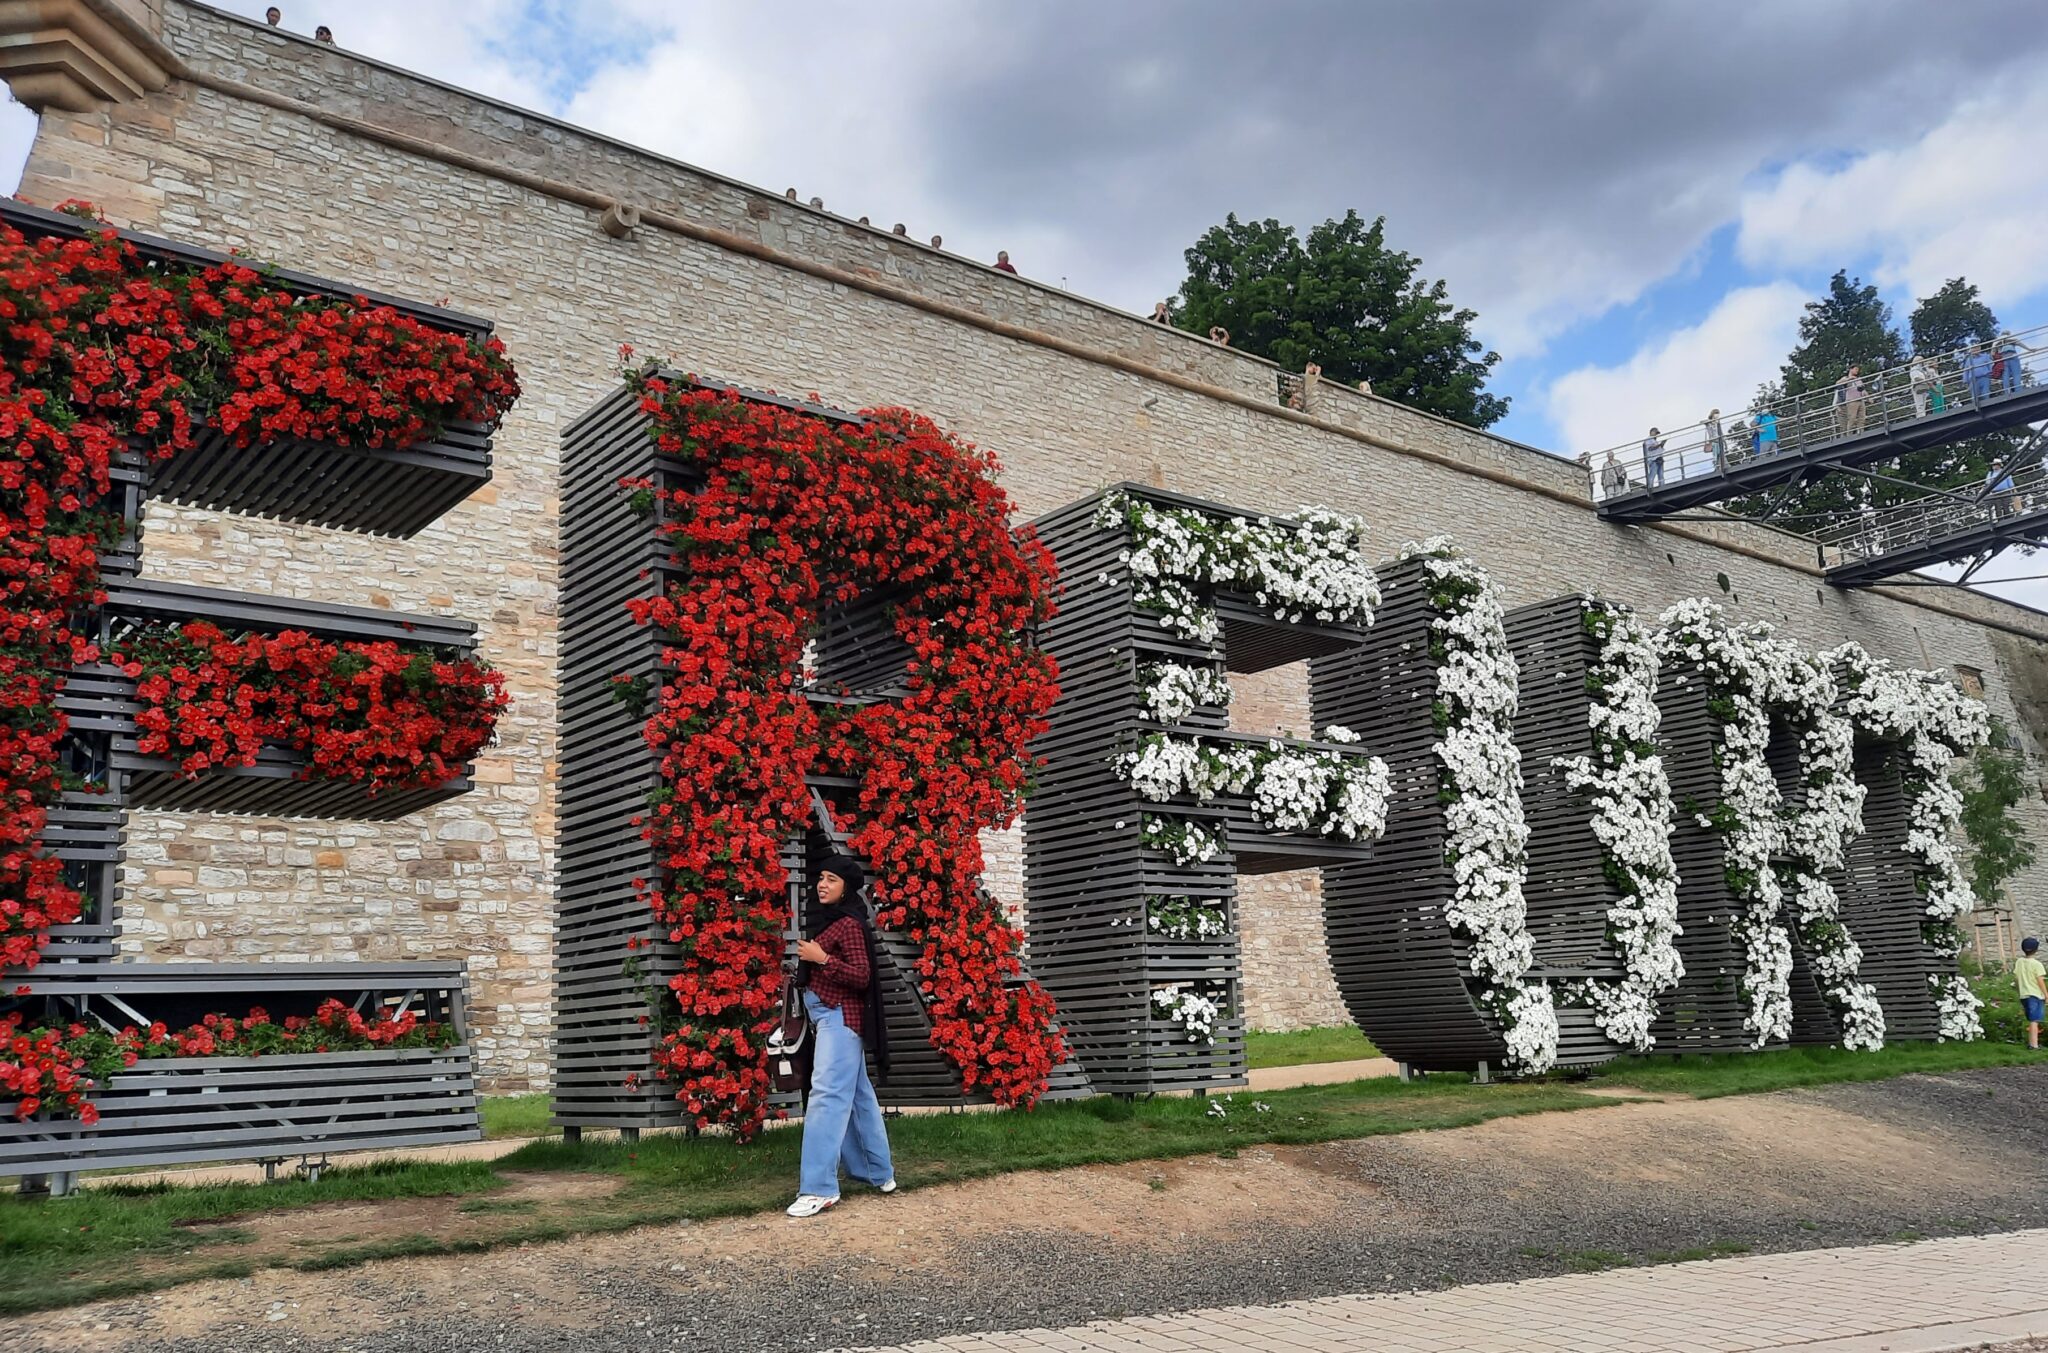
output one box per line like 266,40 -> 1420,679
799,991 -> 893,1199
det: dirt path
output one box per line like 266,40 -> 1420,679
10,1065 -> 2047,1353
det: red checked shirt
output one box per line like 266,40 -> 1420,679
805,915 -> 872,1038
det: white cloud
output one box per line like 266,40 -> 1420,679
212,0 -> 555,111
1544,282 -> 1807,457
555,4 -> 1059,278
0,96 -> 33,195
1736,70 -> 2048,309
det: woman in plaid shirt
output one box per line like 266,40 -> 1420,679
787,854 -> 897,1217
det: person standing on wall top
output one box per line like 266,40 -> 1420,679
993,250 -> 1018,274
2016,936 -> 2047,1050
787,854 -> 895,1218
1642,427 -> 1666,487
1703,408 -> 1726,470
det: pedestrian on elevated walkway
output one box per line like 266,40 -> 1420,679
1642,427 -> 1666,487
1910,355 -> 1935,418
786,854 -> 896,1218
1998,333 -> 2023,394
1599,449 -> 1629,497
1754,406 -> 1780,456
1835,365 -> 1867,435
1964,343 -> 1994,404
1986,458 -> 2016,518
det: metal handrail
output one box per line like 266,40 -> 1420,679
1820,460 -> 2048,564
1585,320 -> 2048,503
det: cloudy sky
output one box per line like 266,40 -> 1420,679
5,0 -> 2048,592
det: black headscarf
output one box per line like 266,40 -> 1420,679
800,853 -> 890,1081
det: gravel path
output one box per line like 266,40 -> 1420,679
11,1064 -> 2048,1353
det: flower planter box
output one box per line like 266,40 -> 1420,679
141,425 -> 493,540
1310,556 -> 1524,1074
115,741 -> 471,822
0,1046 -> 478,1178
57,583 -> 487,823
4,198 -> 501,542
1021,487 -> 1388,1095
556,382 -> 1091,1129
1823,739 -> 1943,1041
1,961 -> 478,1179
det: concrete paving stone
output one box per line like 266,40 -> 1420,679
843,1230 -> 2048,1353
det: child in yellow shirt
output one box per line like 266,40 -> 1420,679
2018,937 -> 2047,1050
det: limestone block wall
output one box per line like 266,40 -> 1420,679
18,0 -> 2048,1081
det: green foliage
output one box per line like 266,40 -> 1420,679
1779,271 -> 1907,399
1960,720 -> 2037,911
1172,210 -> 1507,428
1965,958 -> 2033,1044
1910,278 -> 2000,355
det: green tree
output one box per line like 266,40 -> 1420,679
1174,210 -> 1508,428
1909,277 -> 1999,355
1961,718 -> 2037,913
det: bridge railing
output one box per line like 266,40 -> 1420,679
1584,321 -> 2048,502
1817,460 -> 2048,567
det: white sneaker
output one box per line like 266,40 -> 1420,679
877,1178 -> 897,1194
786,1194 -> 837,1218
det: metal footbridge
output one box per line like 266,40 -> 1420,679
1583,324 -> 2048,589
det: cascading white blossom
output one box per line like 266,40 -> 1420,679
1152,981 -> 1230,1043
1095,490 -> 1381,642
1829,642 -> 1991,1041
1658,601 -> 1879,1050
1405,539 -> 1557,1074
1115,731 -> 1392,842
1138,660 -> 1234,724
1551,601 -> 1683,1052
1139,813 -> 1225,867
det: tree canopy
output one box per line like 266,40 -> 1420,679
1961,719 -> 2037,914
1909,278 -> 1999,356
1172,210 -> 1508,428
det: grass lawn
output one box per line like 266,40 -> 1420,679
1591,1039 -> 2040,1098
0,1075 -> 1605,1315
480,1091 -> 554,1139
1245,1024 -> 1380,1068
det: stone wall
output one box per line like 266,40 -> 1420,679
16,0 -> 2048,1078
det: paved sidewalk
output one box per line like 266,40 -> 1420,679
840,1230 -> 2048,1353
